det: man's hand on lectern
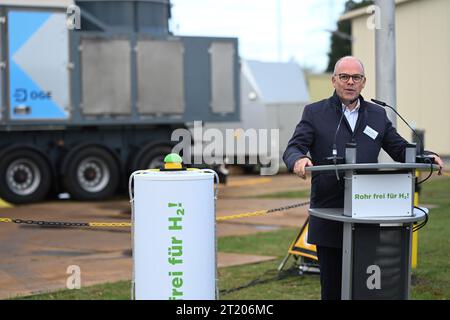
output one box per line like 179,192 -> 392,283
430,155 -> 444,175
294,157 -> 313,180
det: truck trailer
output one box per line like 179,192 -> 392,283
0,0 -> 240,203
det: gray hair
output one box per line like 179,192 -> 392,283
333,56 -> 365,75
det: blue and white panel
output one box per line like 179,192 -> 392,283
8,10 -> 70,120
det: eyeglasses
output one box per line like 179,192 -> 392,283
336,73 -> 365,83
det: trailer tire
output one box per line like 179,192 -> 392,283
63,147 -> 119,200
134,145 -> 173,170
0,149 -> 52,204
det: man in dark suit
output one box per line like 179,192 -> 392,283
283,56 -> 444,300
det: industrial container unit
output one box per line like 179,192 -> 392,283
0,0 -> 240,203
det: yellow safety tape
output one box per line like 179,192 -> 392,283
88,222 -> 132,228
0,213 -> 269,226
0,202 -> 307,227
0,199 -> 13,208
0,210 -> 275,226
216,210 -> 268,222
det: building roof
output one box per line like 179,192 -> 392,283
244,60 -> 310,105
340,0 -> 415,21
75,0 -> 169,2
0,0 -> 168,8
0,0 -> 74,8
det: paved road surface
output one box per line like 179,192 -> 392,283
0,173 -> 310,299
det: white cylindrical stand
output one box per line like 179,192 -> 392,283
131,169 -> 216,300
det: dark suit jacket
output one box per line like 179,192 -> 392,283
283,92 -> 409,248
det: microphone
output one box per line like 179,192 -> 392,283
326,97 -> 359,166
326,106 -> 345,166
370,98 -> 431,163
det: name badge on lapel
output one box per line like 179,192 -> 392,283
363,125 -> 379,140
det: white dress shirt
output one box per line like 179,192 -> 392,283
342,99 -> 360,132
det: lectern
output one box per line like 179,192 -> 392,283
306,144 -> 439,300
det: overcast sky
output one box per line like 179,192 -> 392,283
170,0 -> 349,72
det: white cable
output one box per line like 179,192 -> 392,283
200,168 -> 220,200
128,170 -> 148,301
200,169 -> 220,299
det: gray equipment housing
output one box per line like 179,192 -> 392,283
0,0 -> 240,203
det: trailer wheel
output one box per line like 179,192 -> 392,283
64,147 -> 119,200
135,145 -> 173,170
0,149 -> 52,204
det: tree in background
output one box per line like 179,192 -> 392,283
326,0 -> 373,72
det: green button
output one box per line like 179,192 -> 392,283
164,153 -> 183,164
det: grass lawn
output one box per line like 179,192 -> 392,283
410,176 -> 450,299
16,176 -> 450,300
